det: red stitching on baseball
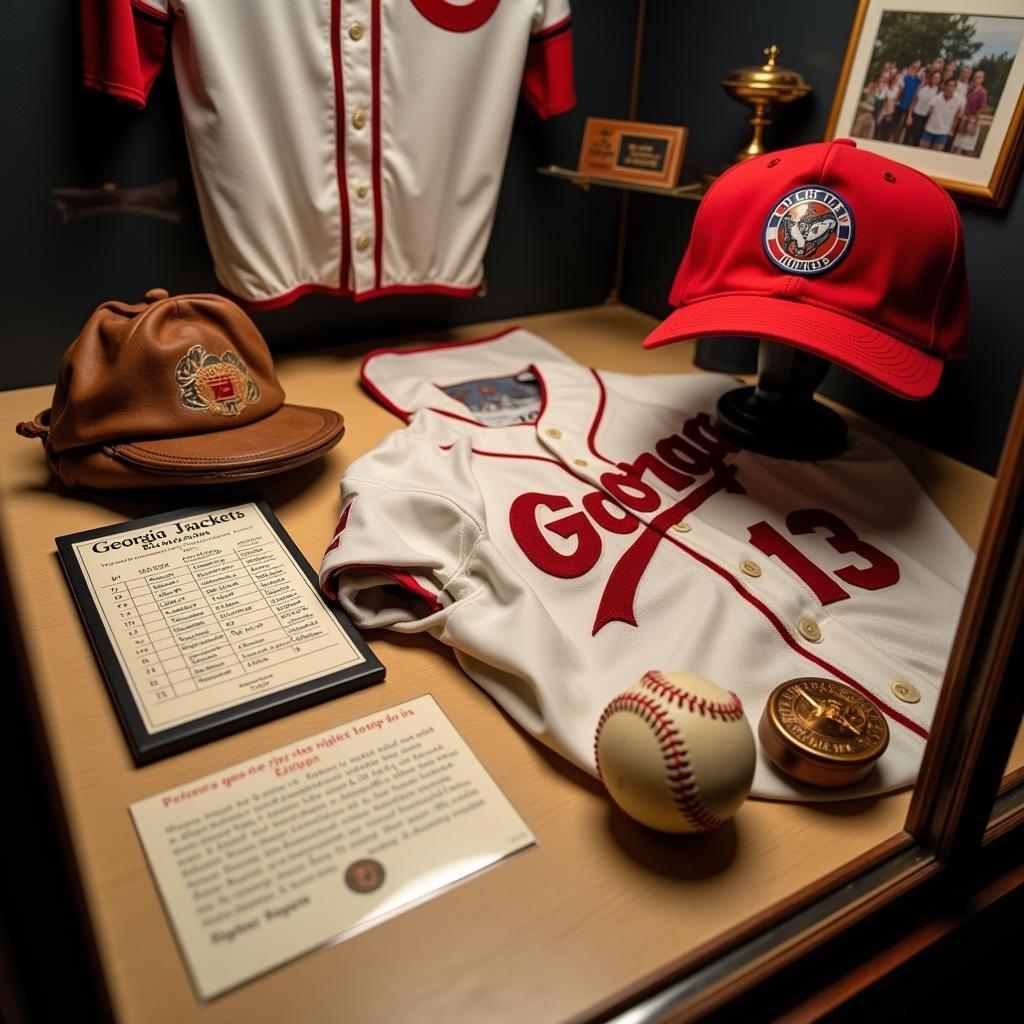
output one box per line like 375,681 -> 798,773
640,670 -> 744,721
595,691 -> 723,831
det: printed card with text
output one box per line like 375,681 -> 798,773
130,695 -> 535,999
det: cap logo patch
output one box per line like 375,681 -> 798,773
763,186 -> 853,275
175,345 -> 261,417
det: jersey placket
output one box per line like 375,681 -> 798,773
338,0 -> 377,294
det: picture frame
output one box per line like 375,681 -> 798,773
577,117 -> 687,190
825,0 -> 1024,207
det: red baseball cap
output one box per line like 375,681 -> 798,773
643,139 -> 969,399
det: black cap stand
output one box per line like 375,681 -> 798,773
712,340 -> 847,460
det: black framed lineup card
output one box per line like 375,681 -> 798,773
56,499 -> 384,765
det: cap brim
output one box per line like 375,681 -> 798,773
111,403 -> 345,479
642,295 -> 944,400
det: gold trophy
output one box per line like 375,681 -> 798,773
721,45 -> 811,163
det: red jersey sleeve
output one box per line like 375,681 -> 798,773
80,0 -> 170,109
522,9 -> 576,119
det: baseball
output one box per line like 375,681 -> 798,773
594,670 -> 756,833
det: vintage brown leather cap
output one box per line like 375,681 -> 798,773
16,289 -> 344,488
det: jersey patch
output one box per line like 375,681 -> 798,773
439,371 -> 541,426
763,185 -> 853,276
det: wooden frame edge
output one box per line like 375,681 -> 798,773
569,832 -> 919,1023
823,0 -> 1024,209
907,378 -> 1024,861
590,814 -> 1024,1023
823,0 -> 871,141
580,836 -> 940,1024
745,834 -> 1024,1023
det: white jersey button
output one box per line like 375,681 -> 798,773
740,559 -> 762,578
797,618 -> 823,643
355,234 -> 372,252
356,184 -> 369,199
891,679 -> 921,703
349,22 -> 365,41
545,428 -> 562,439
670,522 -> 692,533
352,110 -> 367,130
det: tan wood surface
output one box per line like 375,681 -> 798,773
1,304 -> 1009,1023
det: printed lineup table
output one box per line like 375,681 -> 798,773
100,538 -> 324,704
55,498 -> 379,764
1,305 -> 1016,1024
66,510 -> 365,732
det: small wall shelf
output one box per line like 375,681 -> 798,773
537,164 -> 708,200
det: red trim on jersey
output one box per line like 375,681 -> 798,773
131,0 -> 168,20
359,327 -> 525,422
80,77 -> 148,107
224,280 -> 479,311
586,369 -> 617,466
419,409 -> 505,429
423,409 -> 517,429
371,0 -> 384,290
323,504 -> 352,557
522,19 -> 576,119
330,0 -> 352,293
469,450 -> 568,470
229,282 -> 351,310
531,14 -> 572,40
81,0 -> 168,109
452,444 -> 927,739
530,361 -> 550,425
354,282 -> 480,302
335,563 -> 444,614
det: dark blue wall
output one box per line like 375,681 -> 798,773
1,2 -> 635,388
621,0 -> 1024,474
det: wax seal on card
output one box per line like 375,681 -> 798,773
758,677 -> 889,788
345,858 -> 386,893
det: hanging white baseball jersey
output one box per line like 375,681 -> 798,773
319,330 -> 974,801
81,1 -> 575,307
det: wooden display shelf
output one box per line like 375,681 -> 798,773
0,304 -> 1014,1024
538,164 -> 708,199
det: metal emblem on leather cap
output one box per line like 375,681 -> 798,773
175,345 -> 261,417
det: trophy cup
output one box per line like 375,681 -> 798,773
721,45 -> 811,163
695,48 -> 811,374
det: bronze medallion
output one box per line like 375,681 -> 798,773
758,677 -> 889,788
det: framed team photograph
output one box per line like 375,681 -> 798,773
825,0 -> 1024,206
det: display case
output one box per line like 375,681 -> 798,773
1,2 -> 1022,1022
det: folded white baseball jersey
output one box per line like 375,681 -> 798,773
319,330 -> 973,801
81,1 -> 575,306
